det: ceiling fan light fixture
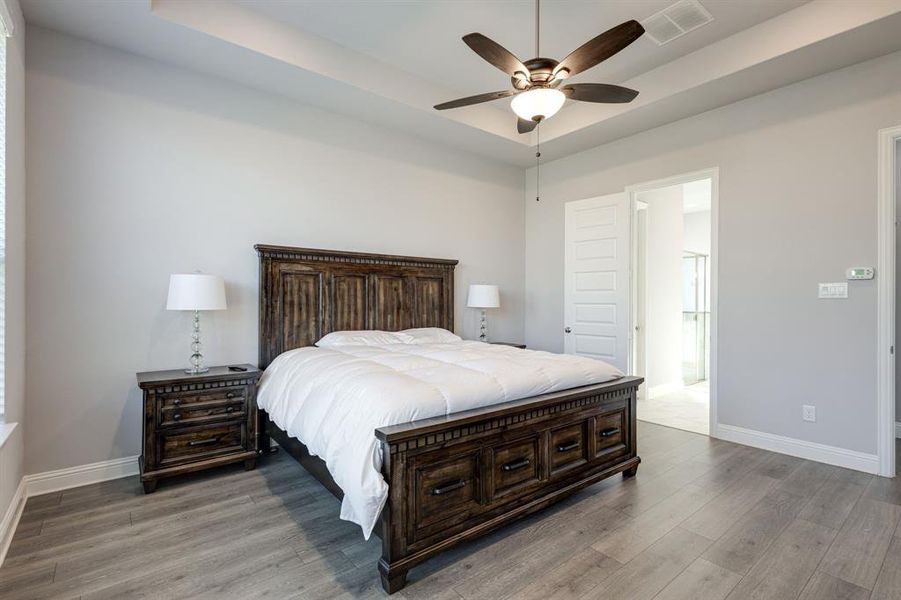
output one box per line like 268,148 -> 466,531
511,88 -> 566,122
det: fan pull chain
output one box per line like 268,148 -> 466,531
535,124 -> 541,202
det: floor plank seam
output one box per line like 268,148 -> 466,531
865,524 -> 897,594
794,568 -> 821,599
801,511 -> 859,596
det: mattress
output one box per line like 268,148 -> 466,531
256,334 -> 623,538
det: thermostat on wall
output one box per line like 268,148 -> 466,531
846,267 -> 875,280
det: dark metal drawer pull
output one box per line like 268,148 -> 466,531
172,413 -> 182,421
556,440 -> 581,453
600,427 -> 621,438
188,437 -> 220,447
173,399 -> 182,406
226,406 -> 236,413
501,457 -> 530,472
430,479 -> 466,496
226,392 -> 237,399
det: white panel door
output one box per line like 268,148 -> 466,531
564,193 -> 631,372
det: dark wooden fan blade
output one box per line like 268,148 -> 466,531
463,33 -> 530,78
517,118 -> 538,134
554,20 -> 644,79
562,83 -> 639,103
434,90 -> 516,110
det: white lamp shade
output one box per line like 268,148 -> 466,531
467,284 -> 500,309
511,88 -> 566,122
166,273 -> 227,311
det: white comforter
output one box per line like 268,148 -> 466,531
257,340 -> 622,538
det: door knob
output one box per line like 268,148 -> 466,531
565,327 -> 572,333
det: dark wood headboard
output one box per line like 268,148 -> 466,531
256,245 -> 458,369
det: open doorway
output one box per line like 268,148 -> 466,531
632,175 -> 714,435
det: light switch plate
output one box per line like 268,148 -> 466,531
818,282 -> 848,299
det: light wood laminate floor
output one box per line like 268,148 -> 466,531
1,423 -> 899,600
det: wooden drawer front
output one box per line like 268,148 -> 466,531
489,435 -> 541,499
596,409 -> 627,460
159,422 -> 245,466
413,451 -> 481,532
550,421 -> 588,475
159,399 -> 245,427
157,387 -> 246,410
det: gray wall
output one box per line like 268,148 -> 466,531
525,50 -> 901,455
0,0 -> 25,520
24,27 -> 526,474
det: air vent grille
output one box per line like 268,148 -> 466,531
642,0 -> 714,46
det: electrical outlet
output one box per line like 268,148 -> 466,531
802,405 -> 816,422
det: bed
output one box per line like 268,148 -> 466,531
255,244 -> 642,594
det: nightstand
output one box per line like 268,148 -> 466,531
490,342 -> 526,349
136,364 -> 262,493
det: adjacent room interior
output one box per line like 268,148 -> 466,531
634,177 -> 713,435
1,1 -> 901,599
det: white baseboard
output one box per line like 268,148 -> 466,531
25,455 -> 139,498
714,423 -> 879,474
0,455 -> 140,570
896,421 -> 901,438
0,478 -> 26,567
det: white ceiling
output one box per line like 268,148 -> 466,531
231,0 -> 809,97
22,0 -> 901,167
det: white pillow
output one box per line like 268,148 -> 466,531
401,327 -> 462,344
316,330 -> 412,348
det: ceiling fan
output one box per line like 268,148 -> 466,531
434,0 -> 645,134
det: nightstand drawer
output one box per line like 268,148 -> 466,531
159,422 -> 246,466
158,387 -> 246,409
138,364 -> 261,493
159,399 -> 245,427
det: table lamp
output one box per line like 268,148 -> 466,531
467,284 -> 500,342
167,273 -> 227,374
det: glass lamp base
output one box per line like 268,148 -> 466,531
184,366 -> 210,375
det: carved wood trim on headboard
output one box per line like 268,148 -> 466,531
256,245 -> 458,369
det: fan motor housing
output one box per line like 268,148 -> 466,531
512,57 -> 560,89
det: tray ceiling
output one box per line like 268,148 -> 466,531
22,0 -> 901,166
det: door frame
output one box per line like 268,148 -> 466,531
626,167 -> 720,436
876,125 -> 901,477
631,199 -> 649,383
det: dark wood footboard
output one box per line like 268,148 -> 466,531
373,376 -> 641,593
